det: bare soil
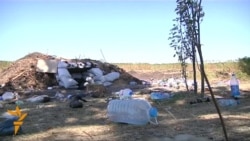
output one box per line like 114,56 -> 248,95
1,71 -> 250,141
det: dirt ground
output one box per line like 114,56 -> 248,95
1,71 -> 250,141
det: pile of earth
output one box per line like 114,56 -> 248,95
0,52 -> 142,94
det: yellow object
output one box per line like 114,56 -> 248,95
7,106 -> 27,135
18,113 -> 27,121
7,106 -> 21,117
14,121 -> 23,135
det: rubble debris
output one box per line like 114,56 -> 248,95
0,52 -> 142,93
0,52 -> 58,91
68,94 -> 88,108
86,84 -> 107,98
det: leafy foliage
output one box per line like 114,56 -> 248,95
169,0 -> 205,93
238,57 -> 250,75
169,0 -> 204,62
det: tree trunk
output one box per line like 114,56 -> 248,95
197,23 -> 205,96
191,3 -> 197,94
197,0 -> 205,96
192,44 -> 197,94
182,62 -> 190,91
197,45 -> 205,96
202,64 -> 229,141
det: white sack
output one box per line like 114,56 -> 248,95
104,72 -> 120,82
58,68 -> 71,78
59,76 -> 78,88
57,61 -> 69,68
88,68 -> 103,77
94,75 -> 106,83
2,92 -> 15,101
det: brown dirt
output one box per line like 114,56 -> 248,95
0,78 -> 250,141
128,70 -> 182,81
0,53 -> 250,141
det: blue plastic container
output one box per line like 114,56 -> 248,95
150,92 -> 171,101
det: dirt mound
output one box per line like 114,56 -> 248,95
0,52 -> 141,92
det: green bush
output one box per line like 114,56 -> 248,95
238,57 -> 250,76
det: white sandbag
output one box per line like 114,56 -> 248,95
57,61 -> 69,68
2,92 -> 15,101
85,62 -> 92,68
94,75 -> 106,83
88,68 -> 103,77
58,81 -> 64,87
58,68 -> 71,78
103,81 -> 112,87
104,72 -> 120,82
59,76 -> 78,88
94,81 -> 104,85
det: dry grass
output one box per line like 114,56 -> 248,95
1,61 -> 250,141
0,61 -> 12,72
115,62 -> 250,81
0,83 -> 250,141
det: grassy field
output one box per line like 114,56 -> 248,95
0,60 -> 248,80
115,62 -> 249,81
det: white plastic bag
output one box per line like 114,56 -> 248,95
2,92 -> 15,101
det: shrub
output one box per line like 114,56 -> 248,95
238,57 -> 250,76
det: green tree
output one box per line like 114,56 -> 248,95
238,56 -> 250,75
169,0 -> 228,140
169,0 -> 206,94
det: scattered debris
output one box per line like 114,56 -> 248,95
150,91 -> 173,101
117,88 -> 133,100
0,52 -> 142,92
26,95 -> 51,103
189,97 -> 211,105
68,94 -> 88,108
